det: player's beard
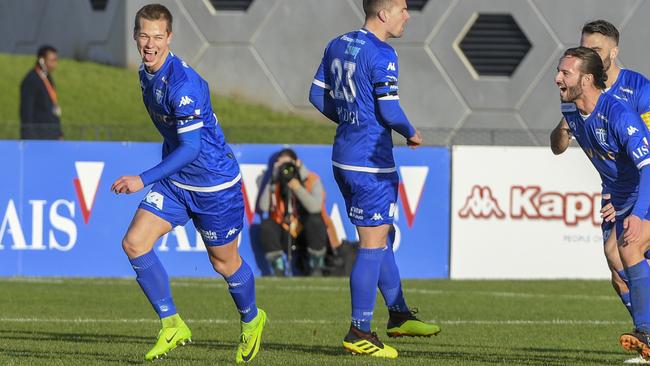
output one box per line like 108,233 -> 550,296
602,55 -> 612,72
560,83 -> 583,103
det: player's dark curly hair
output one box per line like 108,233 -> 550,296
582,19 -> 619,45
134,4 -> 173,34
563,47 -> 608,90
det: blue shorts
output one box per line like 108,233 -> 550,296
601,203 -> 650,243
333,167 -> 398,226
139,178 -> 244,246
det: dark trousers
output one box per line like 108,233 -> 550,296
260,214 -> 328,259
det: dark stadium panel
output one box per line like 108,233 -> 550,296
206,0 -> 254,12
459,14 -> 531,77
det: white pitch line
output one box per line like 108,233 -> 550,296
0,318 -> 628,326
0,278 -> 619,301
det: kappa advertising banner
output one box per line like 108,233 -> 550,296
0,141 -> 450,278
451,146 -> 608,279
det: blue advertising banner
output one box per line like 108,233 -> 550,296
0,141 -> 450,278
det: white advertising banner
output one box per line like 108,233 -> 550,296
451,146 -> 610,279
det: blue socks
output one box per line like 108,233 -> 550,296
350,247 -> 387,332
130,250 -> 177,319
378,242 -> 408,313
225,260 -> 258,323
626,260 -> 650,332
617,269 -> 634,319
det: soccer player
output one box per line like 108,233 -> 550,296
553,47 -> 650,360
111,4 -> 266,363
580,20 -> 650,123
553,22 -> 650,358
309,0 -> 440,359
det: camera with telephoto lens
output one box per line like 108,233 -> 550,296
276,161 -> 298,186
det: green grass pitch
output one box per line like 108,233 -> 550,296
0,277 -> 636,365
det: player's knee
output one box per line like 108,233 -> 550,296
209,254 -> 240,276
122,234 -> 143,258
211,259 -> 232,276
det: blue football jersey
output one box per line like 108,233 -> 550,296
140,52 -> 240,188
313,29 -> 409,172
606,69 -> 650,122
562,93 -> 650,210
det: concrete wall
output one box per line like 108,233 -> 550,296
1,0 -> 648,145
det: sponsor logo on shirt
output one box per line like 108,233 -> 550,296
387,62 -> 396,71
619,86 -> 634,94
633,145 -> 650,160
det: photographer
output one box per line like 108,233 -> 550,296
258,148 -> 333,276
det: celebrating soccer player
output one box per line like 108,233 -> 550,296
309,0 -> 440,359
110,4 -> 266,363
553,47 -> 650,360
552,22 -> 650,363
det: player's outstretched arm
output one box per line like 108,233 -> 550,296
550,117 -> 572,155
309,81 -> 339,123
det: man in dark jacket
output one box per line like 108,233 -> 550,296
20,45 -> 63,140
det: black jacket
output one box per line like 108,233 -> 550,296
20,69 -> 62,140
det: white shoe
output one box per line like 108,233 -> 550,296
624,355 -> 650,364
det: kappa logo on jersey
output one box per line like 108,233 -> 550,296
144,191 -> 164,211
628,126 -> 639,136
595,128 -> 607,143
458,186 -> 505,219
387,62 -> 396,71
371,213 -> 383,221
178,96 -> 194,107
73,161 -> 104,224
398,166 -> 428,227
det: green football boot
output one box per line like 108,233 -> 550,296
342,325 -> 398,358
145,314 -> 192,361
236,308 -> 267,363
386,308 -> 441,338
